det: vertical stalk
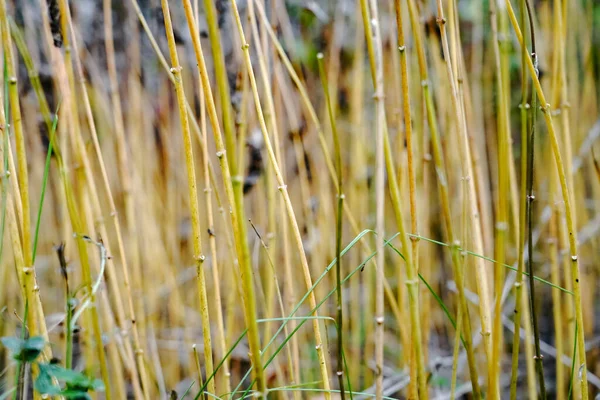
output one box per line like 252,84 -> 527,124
487,0 -> 511,394
553,1 -> 573,395
201,0 -> 238,179
0,0 -> 47,342
549,203 -> 565,399
509,0 -> 530,397
178,0 -> 266,394
317,53 -> 345,400
520,3 -> 546,396
391,6 -> 420,388
197,41 -> 232,400
525,39 -> 546,400
393,0 -> 419,271
158,0 -> 215,395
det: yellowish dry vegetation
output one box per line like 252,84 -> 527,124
0,0 -> 599,399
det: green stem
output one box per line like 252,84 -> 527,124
317,53 -> 345,400
31,111 -> 59,264
178,0 -> 264,394
523,3 -> 546,396
509,0 -> 530,396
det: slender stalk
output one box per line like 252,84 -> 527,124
158,0 -> 215,395
391,2 -> 418,386
178,0 -> 266,394
549,202 -> 565,399
10,16 -> 137,397
198,57 -> 231,396
487,0 -> 511,394
317,53 -> 345,400
450,305 -> 462,400
7,207 -> 29,399
55,242 -> 74,369
552,1 -> 572,396
393,0 -> 419,269
509,0 -> 530,396
524,19 -> 546,395
193,344 -> 205,392
0,87 -> 46,372
0,60 -> 22,231
201,0 -> 238,179
0,0 -> 47,342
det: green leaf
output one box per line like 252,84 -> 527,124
0,337 -> 24,356
1,335 -> 46,362
20,336 -> 46,362
47,365 -> 85,382
46,364 -> 105,392
34,363 -> 105,399
34,363 -> 61,395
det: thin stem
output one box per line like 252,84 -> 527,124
509,0 -> 530,397
0,0 -> 47,343
178,0 -> 265,394
487,0 -> 511,394
317,53 -> 345,400
201,0 -> 238,178
159,0 -> 215,395
524,10 -> 546,392
197,53 -> 231,397
393,0 -> 419,266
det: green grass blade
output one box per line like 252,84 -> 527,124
568,321 -> 578,400
234,233 -> 401,398
31,110 -> 59,264
179,380 -> 195,400
409,234 -> 572,294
